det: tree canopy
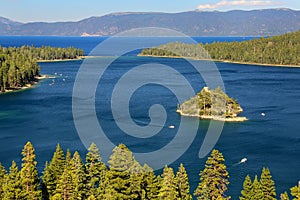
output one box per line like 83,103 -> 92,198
177,86 -> 245,121
140,30 -> 300,66
0,45 -> 84,92
0,142 -> 298,200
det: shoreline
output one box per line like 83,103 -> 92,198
0,56 -> 112,95
0,75 -> 48,95
138,54 -> 300,68
37,56 -> 85,63
176,109 -> 248,122
37,56 -> 115,63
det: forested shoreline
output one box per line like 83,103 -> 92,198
0,46 -> 84,93
140,30 -> 300,67
0,142 -> 299,199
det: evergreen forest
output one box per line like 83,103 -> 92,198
0,142 -> 299,200
0,46 -> 84,92
140,30 -> 300,66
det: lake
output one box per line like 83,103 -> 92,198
0,36 -> 300,199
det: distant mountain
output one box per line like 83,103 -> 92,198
0,17 -> 23,33
1,9 -> 300,36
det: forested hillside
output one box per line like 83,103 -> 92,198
140,30 -> 300,66
1,9 -> 300,36
0,142 -> 299,199
0,46 -> 84,92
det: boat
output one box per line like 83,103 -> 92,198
169,125 -> 175,129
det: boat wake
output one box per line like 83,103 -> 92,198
232,158 -> 247,167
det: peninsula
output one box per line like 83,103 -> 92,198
0,45 -> 84,94
140,30 -> 300,67
177,87 -> 247,122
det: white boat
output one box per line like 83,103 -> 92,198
169,125 -> 175,129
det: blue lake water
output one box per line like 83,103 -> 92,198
0,36 -> 300,199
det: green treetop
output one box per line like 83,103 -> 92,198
252,175 -> 264,200
158,166 -> 179,200
70,151 -> 87,199
194,149 -> 230,200
65,149 -> 72,167
175,163 -> 192,200
0,162 -> 7,199
106,143 -> 137,200
240,175 -> 253,200
3,161 -> 22,200
42,162 -> 54,199
290,181 -> 300,200
20,141 -> 41,199
42,143 -> 66,199
53,164 -> 75,200
130,160 -> 148,199
280,191 -> 290,200
260,167 -> 277,200
85,142 -> 107,198
143,164 -> 160,200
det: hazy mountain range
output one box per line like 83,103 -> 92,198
1,8 -> 300,36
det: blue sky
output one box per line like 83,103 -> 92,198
1,0 -> 300,22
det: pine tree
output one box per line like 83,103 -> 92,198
42,162 -> 54,199
280,191 -> 290,200
50,144 -> 65,178
101,179 -> 117,199
194,149 -> 230,200
144,164 -> 160,200
3,161 -> 22,199
105,143 -> 137,200
128,160 -> 145,199
85,143 -> 106,197
175,163 -> 192,200
240,175 -> 253,200
54,165 -> 75,200
97,169 -> 110,199
65,149 -> 72,167
70,151 -> 87,199
158,166 -> 178,200
252,175 -> 263,200
0,162 -> 7,199
42,143 -> 66,199
260,167 -> 277,200
200,184 -> 211,200
290,181 -> 300,200
20,141 -> 41,199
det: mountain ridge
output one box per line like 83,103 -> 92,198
1,8 -> 300,36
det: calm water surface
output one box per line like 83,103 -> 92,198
0,36 -> 299,199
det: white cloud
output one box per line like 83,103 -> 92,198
197,0 -> 281,10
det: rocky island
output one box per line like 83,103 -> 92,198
177,87 -> 247,122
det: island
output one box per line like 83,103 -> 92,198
177,87 -> 247,122
0,45 -> 84,94
140,30 -> 300,67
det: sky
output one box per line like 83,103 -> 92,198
1,0 -> 300,22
